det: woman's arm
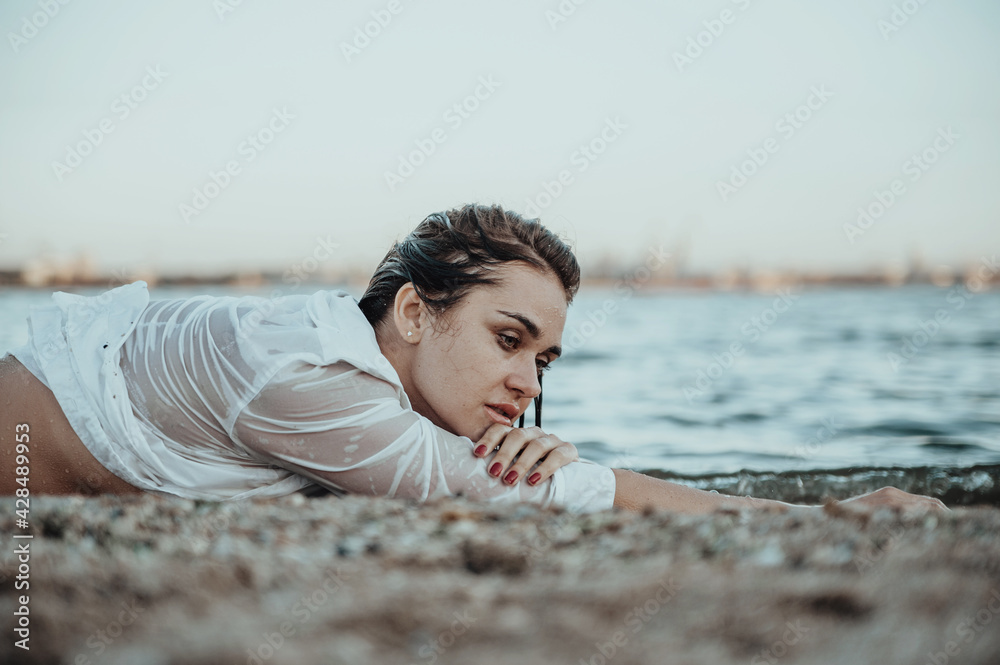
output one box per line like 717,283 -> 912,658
234,360 -> 944,515
612,469 -> 791,514
232,360 -> 616,512
611,468 -> 948,514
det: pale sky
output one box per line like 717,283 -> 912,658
1,0 -> 998,278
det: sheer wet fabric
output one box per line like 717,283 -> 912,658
10,281 -> 616,511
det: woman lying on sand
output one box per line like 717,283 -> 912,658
0,204 -> 944,515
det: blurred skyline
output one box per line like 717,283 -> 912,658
1,0 -> 998,279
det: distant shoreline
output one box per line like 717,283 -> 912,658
2,268 -> 997,292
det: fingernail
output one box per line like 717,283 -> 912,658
474,445 -> 487,456
504,470 -> 518,484
527,473 -> 541,485
489,463 -> 502,477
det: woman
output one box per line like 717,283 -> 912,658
1,204 -> 943,514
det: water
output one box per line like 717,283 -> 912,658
554,285 -> 1000,474
3,282 -> 999,503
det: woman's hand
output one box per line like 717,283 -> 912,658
473,424 -> 579,487
837,486 -> 948,514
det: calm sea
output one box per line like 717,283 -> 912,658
3,282 -> 999,504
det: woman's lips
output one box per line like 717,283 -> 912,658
485,404 -> 514,427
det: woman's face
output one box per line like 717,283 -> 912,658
406,262 -> 568,441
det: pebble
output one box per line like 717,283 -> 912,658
2,494 -> 997,665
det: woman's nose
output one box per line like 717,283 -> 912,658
507,357 -> 541,399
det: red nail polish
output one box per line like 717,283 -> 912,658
504,470 -> 518,484
527,473 -> 541,485
489,463 -> 502,477
474,445 -> 487,456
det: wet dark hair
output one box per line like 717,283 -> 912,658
358,204 -> 580,331
359,204 -> 577,429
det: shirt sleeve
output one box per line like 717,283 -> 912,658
232,360 -> 616,513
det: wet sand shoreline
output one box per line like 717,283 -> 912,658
2,493 -> 999,665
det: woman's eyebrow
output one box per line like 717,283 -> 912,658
497,310 -> 562,358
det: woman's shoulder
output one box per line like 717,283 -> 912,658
233,288 -> 370,338
230,288 -> 399,386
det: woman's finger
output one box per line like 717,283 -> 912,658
522,442 -> 579,486
489,427 -> 544,483
472,425 -> 579,486
472,422 -> 514,458
842,486 -> 949,513
499,430 -> 578,486
499,435 -> 569,485
474,425 -> 533,480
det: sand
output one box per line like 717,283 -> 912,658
2,492 -> 999,665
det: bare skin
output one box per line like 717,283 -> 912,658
0,265 -> 949,514
376,262 -> 580,488
0,354 -> 141,496
611,468 -> 947,515
376,262 -> 948,516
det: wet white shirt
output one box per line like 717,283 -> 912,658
11,281 -> 616,511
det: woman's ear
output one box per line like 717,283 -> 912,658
391,283 -> 428,343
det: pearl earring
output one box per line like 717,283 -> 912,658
407,331 -> 413,337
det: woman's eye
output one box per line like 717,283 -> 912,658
536,359 -> 552,373
497,333 -> 519,350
